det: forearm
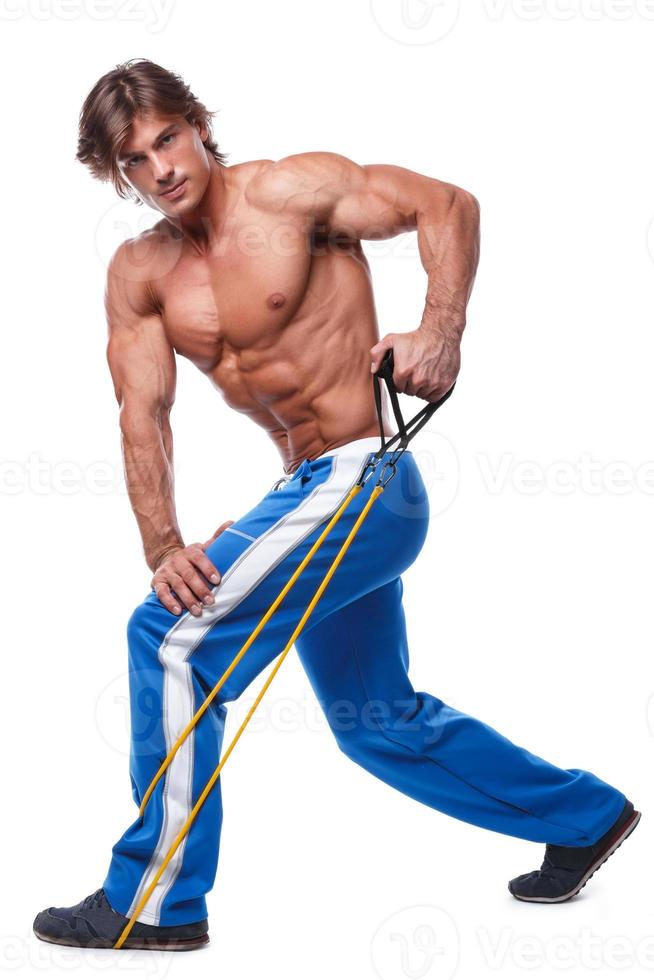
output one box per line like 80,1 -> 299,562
119,413 -> 184,572
416,187 -> 480,341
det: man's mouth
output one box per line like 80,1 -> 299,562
160,178 -> 188,200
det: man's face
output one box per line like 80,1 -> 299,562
117,111 -> 212,215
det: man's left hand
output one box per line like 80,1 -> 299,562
370,328 -> 461,401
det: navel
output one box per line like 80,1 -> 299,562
267,292 -> 286,310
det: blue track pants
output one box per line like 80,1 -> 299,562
102,436 -> 626,926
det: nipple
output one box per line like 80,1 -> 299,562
267,292 -> 286,310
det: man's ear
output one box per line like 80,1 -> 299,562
193,118 -> 208,143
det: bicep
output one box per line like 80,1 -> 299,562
330,161 -> 461,241
104,246 -> 176,424
261,151 -> 462,242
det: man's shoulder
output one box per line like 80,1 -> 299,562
244,152 -> 361,214
107,219 -> 180,290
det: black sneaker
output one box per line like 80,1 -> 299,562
508,799 -> 641,903
33,887 -> 209,950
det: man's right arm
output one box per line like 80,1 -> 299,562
105,241 -> 233,616
104,240 -> 184,573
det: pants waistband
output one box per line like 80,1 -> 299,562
312,435 -> 386,463
274,435 -> 410,489
286,435 -> 411,473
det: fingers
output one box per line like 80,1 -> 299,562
187,542 -> 222,585
212,519 -> 235,539
151,545 -> 222,617
201,519 -> 234,550
392,369 -> 452,400
152,581 -> 182,616
370,335 -> 395,373
167,566 -> 213,617
391,367 -> 412,395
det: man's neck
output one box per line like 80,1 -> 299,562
167,158 -> 230,256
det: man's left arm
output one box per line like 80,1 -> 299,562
333,157 -> 480,400
262,152 -> 480,401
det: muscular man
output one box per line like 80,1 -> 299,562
33,59 -> 639,951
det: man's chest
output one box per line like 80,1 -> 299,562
156,218 -> 314,366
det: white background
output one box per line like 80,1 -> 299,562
2,1 -> 653,978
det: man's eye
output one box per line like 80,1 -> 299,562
161,134 -> 175,145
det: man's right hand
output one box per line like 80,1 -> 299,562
151,520 -> 234,616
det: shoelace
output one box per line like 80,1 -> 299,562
81,888 -> 106,910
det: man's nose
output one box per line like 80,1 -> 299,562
152,154 -> 174,182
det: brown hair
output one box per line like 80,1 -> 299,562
76,58 -> 228,202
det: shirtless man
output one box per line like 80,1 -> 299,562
33,59 -> 638,951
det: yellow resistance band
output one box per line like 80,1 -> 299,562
114,479 -> 385,948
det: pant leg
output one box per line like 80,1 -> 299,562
103,438 -> 425,927
294,578 -> 627,849
102,437 -> 626,930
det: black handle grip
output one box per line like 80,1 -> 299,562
377,347 -> 455,407
378,348 -> 396,388
371,345 -> 456,455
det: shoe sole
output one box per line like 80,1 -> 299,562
33,928 -> 210,951
510,808 -> 641,903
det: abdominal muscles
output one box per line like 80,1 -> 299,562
224,249 -> 382,459
163,236 -> 385,464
